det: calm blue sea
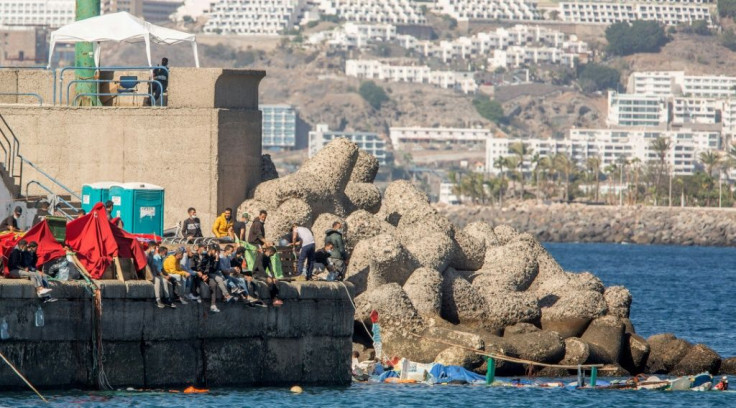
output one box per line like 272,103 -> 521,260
2,243 -> 736,407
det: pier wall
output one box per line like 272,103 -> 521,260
0,68 -> 265,230
0,280 -> 355,389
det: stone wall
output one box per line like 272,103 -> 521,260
439,202 -> 736,246
0,280 -> 354,389
0,68 -> 265,230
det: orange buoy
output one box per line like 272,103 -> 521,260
183,386 -> 209,394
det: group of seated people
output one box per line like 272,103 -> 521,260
3,239 -> 81,303
147,241 -> 283,313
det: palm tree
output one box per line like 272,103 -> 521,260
649,137 -> 671,203
699,151 -> 721,178
629,157 -> 642,204
586,156 -> 602,202
493,156 -> 507,205
554,153 -> 574,202
510,142 -> 533,199
615,156 -> 629,205
604,163 -> 618,204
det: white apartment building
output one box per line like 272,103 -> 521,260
261,104 -> 298,149
309,124 -> 388,164
410,25 -> 589,65
0,0 -> 75,27
671,97 -> 721,125
558,2 -> 714,26
607,92 -> 668,127
486,129 -> 721,176
489,46 -> 578,69
204,0 -> 309,35
628,71 -> 736,99
434,0 -> 542,22
390,127 -> 490,148
310,22 -> 396,49
345,59 -> 478,93
439,182 -> 461,205
317,0 -> 426,24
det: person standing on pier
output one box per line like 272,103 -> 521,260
292,224 -> 316,281
247,210 -> 270,247
0,206 -> 23,233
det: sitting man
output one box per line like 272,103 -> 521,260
198,244 -> 235,313
7,240 -> 54,300
314,241 -> 339,281
180,244 -> 203,303
212,208 -> 234,241
163,247 -> 190,305
227,246 -> 251,300
151,246 -> 176,309
250,246 -> 283,306
47,243 -> 81,281
0,206 -> 23,233
151,57 -> 169,105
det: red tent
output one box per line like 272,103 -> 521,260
0,221 -> 66,276
66,202 -> 148,278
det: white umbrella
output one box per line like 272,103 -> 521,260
48,11 -> 199,68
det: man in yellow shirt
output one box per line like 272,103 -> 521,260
212,208 -> 234,240
163,247 -> 190,305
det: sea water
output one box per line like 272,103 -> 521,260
2,243 -> 736,407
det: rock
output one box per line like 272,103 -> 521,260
581,315 -> 626,364
476,287 -> 541,332
493,225 -> 519,245
480,239 -> 540,291
354,283 -> 423,336
345,210 -> 395,253
264,198 -> 314,242
402,326 -> 486,364
566,272 -> 605,293
350,150 -> 379,183
646,333 -> 693,374
450,231 -> 485,271
403,267 -> 443,317
540,290 -> 607,338
236,199 -> 272,223
604,286 -> 632,318
462,221 -> 500,249
381,180 -> 430,225
560,337 -> 590,365
622,318 -> 636,334
344,182 -> 382,214
298,137 -> 358,194
260,154 -> 279,182
401,226 -> 457,272
719,357 -> 736,375
670,344 -> 721,376
435,346 -> 484,371
345,233 -> 418,295
505,330 -> 565,363
441,269 -> 488,326
504,323 -> 541,337
397,206 -> 456,238
310,213 -> 345,248
620,333 -> 650,375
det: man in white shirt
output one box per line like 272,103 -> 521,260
292,224 -> 316,281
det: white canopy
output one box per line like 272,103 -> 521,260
48,11 -> 199,68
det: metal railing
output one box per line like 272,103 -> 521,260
0,113 -> 23,190
0,92 -> 43,105
66,78 -> 163,106
18,154 -> 81,201
25,180 -> 79,220
58,65 -> 169,106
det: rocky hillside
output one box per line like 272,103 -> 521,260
250,141 -> 729,377
438,202 -> 736,246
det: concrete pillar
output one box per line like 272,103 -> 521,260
74,0 -> 101,106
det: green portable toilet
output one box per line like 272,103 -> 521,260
108,182 -> 164,235
81,182 -> 122,213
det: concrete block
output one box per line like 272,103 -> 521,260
204,338 -> 266,386
0,341 -> 89,389
0,299 -> 91,341
302,336 -> 352,385
0,279 -> 37,298
48,281 -> 91,298
126,281 -> 154,299
296,282 -> 340,300
144,340 -> 203,387
101,299 -> 149,341
142,300 -> 201,341
102,341 -> 145,388
262,338 -> 304,385
97,281 -> 127,299
201,301 -> 269,339
274,282 -> 298,300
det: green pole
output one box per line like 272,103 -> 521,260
74,0 -> 101,106
590,366 -> 598,387
485,357 -> 496,385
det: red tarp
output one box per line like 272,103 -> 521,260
0,221 -> 66,276
66,203 -> 118,278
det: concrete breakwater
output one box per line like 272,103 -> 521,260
438,203 -> 736,246
0,280 -> 354,389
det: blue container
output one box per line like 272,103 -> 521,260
108,182 -> 164,235
81,182 -> 122,213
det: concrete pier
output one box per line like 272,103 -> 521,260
0,280 -> 355,389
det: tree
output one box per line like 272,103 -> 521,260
649,137 -> 671,203
473,97 -> 507,124
586,156 -> 602,202
553,153 -> 575,201
577,64 -> 620,93
605,21 -> 669,56
359,81 -> 389,110
510,142 -> 532,199
699,151 -> 721,177
494,156 -> 508,204
719,0 -> 736,18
